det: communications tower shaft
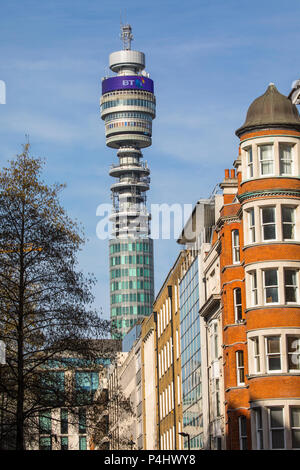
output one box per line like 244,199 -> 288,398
101,25 -> 155,339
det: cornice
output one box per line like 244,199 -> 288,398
238,189 -> 300,203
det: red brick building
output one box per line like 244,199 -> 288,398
219,83 -> 300,449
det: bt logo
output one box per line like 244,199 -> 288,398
122,77 -> 145,88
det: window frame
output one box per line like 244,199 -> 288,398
279,143 -> 294,176
232,229 -> 240,264
259,144 -> 274,176
263,269 -> 279,305
238,415 -> 248,450
268,407 -> 285,449
236,350 -> 245,386
265,336 -> 282,373
233,287 -> 243,322
261,206 -> 276,241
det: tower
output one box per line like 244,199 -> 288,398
101,25 -> 155,339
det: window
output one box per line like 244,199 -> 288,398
79,436 -> 87,450
234,288 -> 242,322
282,207 -> 295,240
263,269 -> 278,304
61,437 -> 68,451
39,437 -> 51,451
250,271 -> 258,305
252,337 -> 261,373
287,337 -> 300,371
212,323 -> 218,359
269,407 -> 285,449
291,408 -> 300,449
248,208 -> 256,243
79,408 -> 86,434
284,269 -> 298,303
279,143 -> 293,175
236,350 -> 245,385
232,230 -> 240,263
60,409 -> 68,435
246,147 -> 253,178
266,337 -> 281,372
215,378 -> 220,417
238,416 -> 248,450
39,410 -> 51,434
259,144 -> 274,175
261,207 -> 276,240
254,408 -> 264,449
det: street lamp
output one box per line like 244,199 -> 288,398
179,432 -> 190,451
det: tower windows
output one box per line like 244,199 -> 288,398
265,336 -> 281,372
291,408 -> 300,448
279,143 -> 293,175
259,144 -> 274,176
284,269 -> 298,303
287,337 -> 300,371
261,207 -> 276,241
269,407 -> 285,449
263,269 -> 279,304
282,206 -> 295,240
246,147 -> 253,178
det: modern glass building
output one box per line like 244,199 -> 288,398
101,25 -> 155,339
179,257 -> 203,449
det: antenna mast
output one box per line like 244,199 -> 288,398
120,23 -> 133,50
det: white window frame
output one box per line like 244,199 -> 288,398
279,143 -> 294,176
287,336 -> 300,372
265,336 -> 282,373
290,407 -> 300,449
248,208 -> 256,243
238,416 -> 248,450
236,350 -> 245,386
268,407 -> 285,449
282,206 -> 296,240
234,287 -> 242,322
254,408 -> 264,450
261,206 -> 276,241
263,269 -> 279,305
252,337 -> 261,374
232,229 -> 240,264
250,271 -> 258,306
284,268 -> 298,304
259,144 -> 274,176
246,146 -> 254,178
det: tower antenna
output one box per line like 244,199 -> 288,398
120,23 -> 133,50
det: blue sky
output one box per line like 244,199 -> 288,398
0,0 -> 299,319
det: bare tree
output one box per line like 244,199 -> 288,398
0,144 -> 116,450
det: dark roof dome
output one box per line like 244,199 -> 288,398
236,83 -> 300,137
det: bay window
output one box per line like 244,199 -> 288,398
266,336 -> 281,372
252,337 -> 261,373
239,416 -> 248,450
287,336 -> 300,371
291,408 -> 300,449
248,208 -> 256,243
261,207 -> 276,240
250,271 -> 258,306
246,147 -> 253,178
279,143 -> 293,175
259,144 -> 274,175
269,407 -> 285,449
282,206 -> 295,240
263,269 -> 278,304
284,269 -> 298,303
254,408 -> 264,450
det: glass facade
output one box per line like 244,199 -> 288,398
179,258 -> 203,449
109,237 -> 154,339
